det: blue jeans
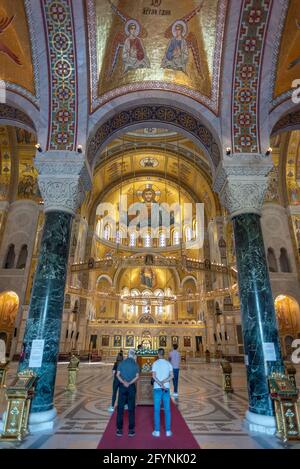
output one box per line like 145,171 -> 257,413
173,369 -> 179,393
153,388 -> 171,432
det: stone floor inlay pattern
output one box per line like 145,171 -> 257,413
1,361 -> 300,449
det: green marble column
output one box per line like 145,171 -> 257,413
213,153 -> 284,433
19,211 -> 72,413
16,152 -> 91,428
232,213 -> 283,416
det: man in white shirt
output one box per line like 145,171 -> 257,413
152,348 -> 173,437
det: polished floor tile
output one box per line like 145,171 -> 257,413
0,360 -> 300,449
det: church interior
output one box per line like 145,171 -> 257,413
0,0 -> 300,451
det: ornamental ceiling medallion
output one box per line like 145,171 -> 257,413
89,0 -> 224,111
273,0 -> 300,101
139,156 -> 159,168
0,0 -> 35,96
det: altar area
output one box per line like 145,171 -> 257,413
136,350 -> 158,405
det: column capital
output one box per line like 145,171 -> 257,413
213,153 -> 273,218
35,151 -> 92,216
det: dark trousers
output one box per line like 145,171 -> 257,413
117,383 -> 136,431
112,377 -> 120,407
173,369 -> 179,393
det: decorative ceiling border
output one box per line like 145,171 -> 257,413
87,105 -> 221,168
42,0 -> 78,151
269,0 -> 290,111
86,0 -> 227,115
24,0 -> 40,105
2,0 -> 40,108
95,142 -> 211,176
231,0 -> 273,153
0,103 -> 36,130
271,109 -> 300,135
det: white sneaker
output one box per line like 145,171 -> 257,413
166,431 -> 173,437
107,406 -> 114,412
124,404 -> 128,410
173,393 -> 178,398
152,431 -> 160,437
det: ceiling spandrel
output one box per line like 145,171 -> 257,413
88,0 -> 225,112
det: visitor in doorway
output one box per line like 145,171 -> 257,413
116,349 -> 139,437
169,343 -> 180,397
152,348 -> 173,437
108,352 -> 123,412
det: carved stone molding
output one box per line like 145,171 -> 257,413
213,153 -> 273,218
35,151 -> 92,215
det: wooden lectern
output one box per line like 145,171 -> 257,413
136,352 -> 158,405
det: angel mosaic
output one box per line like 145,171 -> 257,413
161,2 -> 204,76
0,15 -> 21,65
107,0 -> 150,76
288,19 -> 300,70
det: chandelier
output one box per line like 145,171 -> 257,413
120,294 -> 176,306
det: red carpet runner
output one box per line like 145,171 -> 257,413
97,401 -> 200,449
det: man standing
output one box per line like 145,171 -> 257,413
152,348 -> 173,437
169,343 -> 180,397
116,349 -> 139,437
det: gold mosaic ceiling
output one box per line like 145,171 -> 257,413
273,0 -> 300,99
94,0 -> 219,99
0,125 -> 39,203
89,148 -> 217,220
0,0 -> 35,96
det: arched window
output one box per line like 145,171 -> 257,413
279,248 -> 291,273
267,247 -> 278,272
143,305 -> 151,314
159,232 -> 166,247
103,224 -> 111,240
16,244 -> 28,269
4,244 -> 15,269
96,220 -> 101,237
129,232 -> 136,247
185,226 -> 192,242
173,230 -> 180,245
144,233 -> 152,247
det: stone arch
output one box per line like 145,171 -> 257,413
279,247 -> 291,273
271,107 -> 300,137
0,103 -> 37,134
87,101 -> 222,175
96,274 -> 113,287
181,275 -> 197,289
3,244 -> 16,269
267,247 -> 278,273
16,245 -> 28,269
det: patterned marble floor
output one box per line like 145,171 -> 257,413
1,360 -> 300,449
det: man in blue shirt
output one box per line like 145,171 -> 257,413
116,349 -> 139,437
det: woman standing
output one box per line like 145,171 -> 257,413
108,352 -> 123,412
